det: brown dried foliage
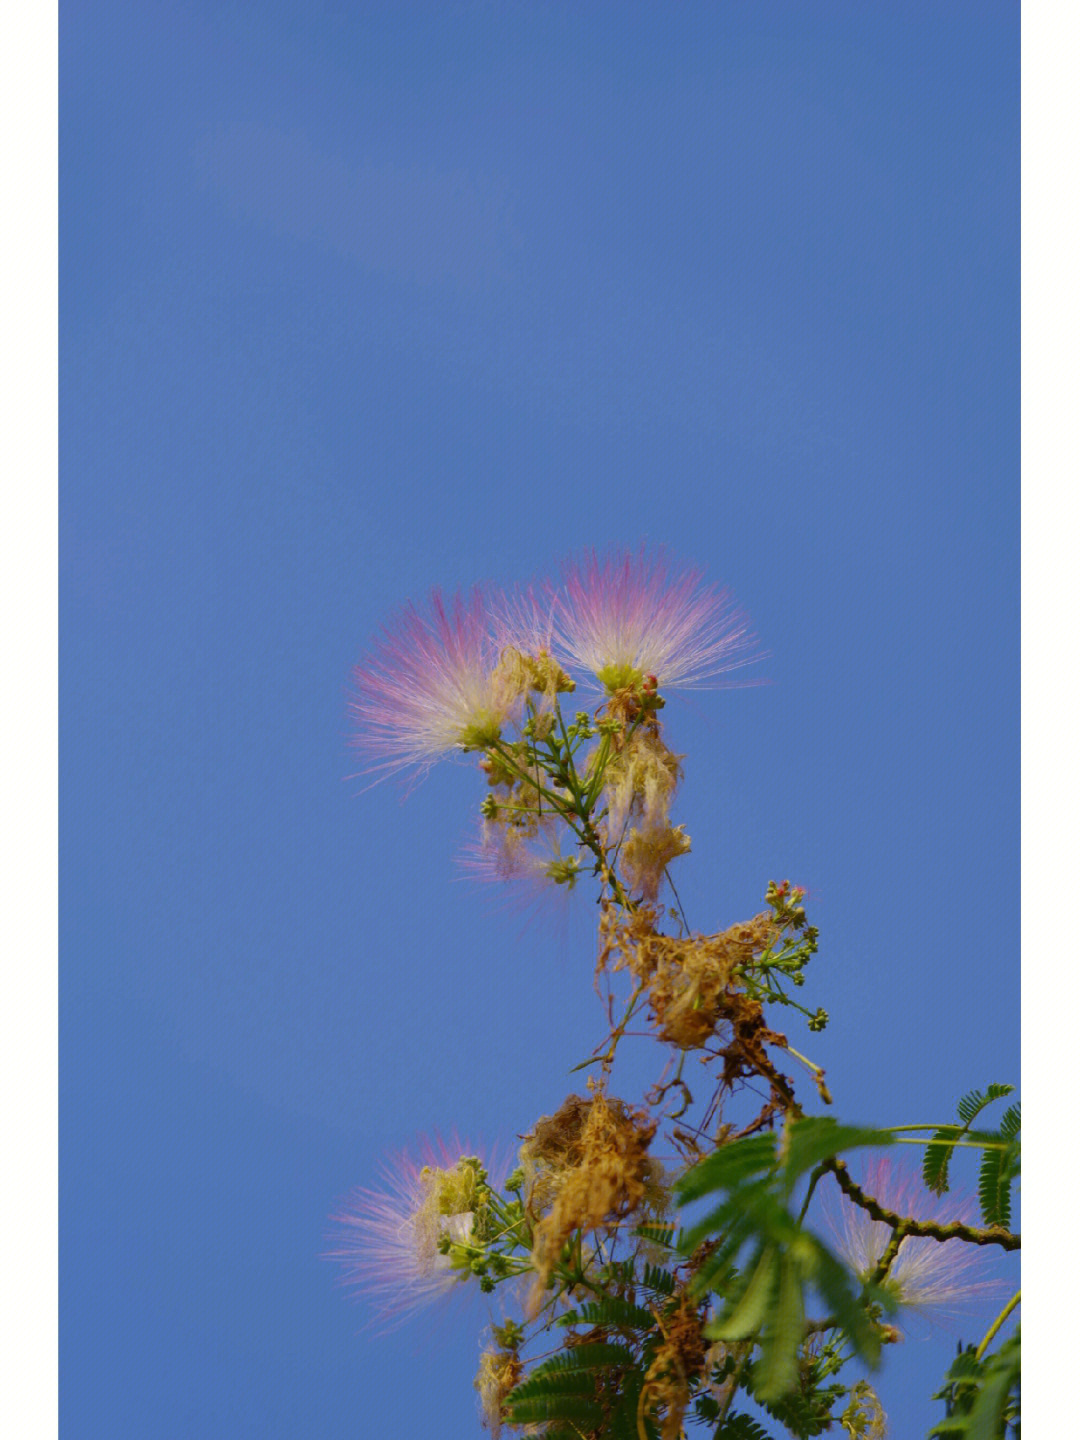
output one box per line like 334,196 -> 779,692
521,1093 -> 659,1315
598,903 -> 800,1131
474,1348 -> 524,1438
638,1294 -> 708,1440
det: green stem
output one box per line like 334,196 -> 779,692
783,1042 -> 822,1075
488,741 -> 580,826
884,1124 -> 960,1132
600,980 -> 647,1072
488,738 -> 635,910
975,1291 -> 1020,1360
798,1163 -> 826,1224
715,1340 -> 753,1425
583,730 -> 612,810
892,1136 -> 1011,1151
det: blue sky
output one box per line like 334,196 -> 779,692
62,2 -> 1018,1434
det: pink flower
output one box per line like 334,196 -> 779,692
823,1157 -> 1003,1318
325,1137 -> 495,1329
459,817 -> 582,894
349,589 -> 514,784
552,548 -> 759,692
491,583 -> 559,659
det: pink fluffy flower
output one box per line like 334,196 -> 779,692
552,548 -> 759,691
823,1157 -> 1003,1318
491,583 -> 559,659
459,817 -> 582,894
349,589 -> 514,783
324,1137 -> 494,1329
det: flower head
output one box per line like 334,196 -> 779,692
552,548 -> 759,692
325,1137 -> 496,1328
349,589 -> 516,784
823,1157 -> 1003,1319
461,815 -> 582,893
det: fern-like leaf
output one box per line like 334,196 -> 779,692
504,1392 -> 604,1425
606,1362 -> 651,1440
636,1220 -> 678,1248
707,1245 -> 779,1342
924,1125 -> 962,1195
715,1413 -> 776,1439
677,1134 -> 779,1204
965,1329 -> 1020,1440
978,1141 -> 1019,1228
926,1085 -> 1014,1194
754,1254 -> 805,1400
517,1342 -> 635,1380
558,1296 -> 657,1331
640,1262 -> 678,1298
929,1329 -> 1020,1438
956,1085 -> 1012,1125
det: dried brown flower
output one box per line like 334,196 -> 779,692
522,1094 -> 659,1315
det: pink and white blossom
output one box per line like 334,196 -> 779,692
551,549 -> 759,691
491,583 -> 559,660
324,1137 -> 492,1328
459,817 -> 581,895
349,589 -> 514,783
823,1157 -> 1003,1317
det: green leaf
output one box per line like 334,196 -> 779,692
999,1102 -> 1020,1141
636,1220 -> 678,1248
924,1125 -> 963,1195
928,1086 -> 1016,1195
754,1254 -> 805,1400
803,1236 -> 882,1366
641,1261 -> 678,1297
956,1086 -> 1013,1125
679,1179 -> 775,1255
677,1134 -> 779,1203
530,1341 -> 636,1374
558,1296 -> 657,1331
505,1369 -> 602,1402
781,1118 -> 894,1187
505,1341 -> 635,1416
506,1393 -> 604,1424
966,1331 -> 1020,1440
716,1415 -> 776,1440
929,1330 -> 1020,1439
706,1245 -> 779,1341
606,1362 -> 651,1440
978,1139 -> 1019,1228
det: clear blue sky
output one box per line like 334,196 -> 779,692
62,2 -> 1018,1434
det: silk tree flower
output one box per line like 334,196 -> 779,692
349,589 -> 517,784
823,1157 -> 1003,1318
491,583 -> 558,661
325,1138 -> 495,1328
460,816 -> 582,895
490,586 -> 576,705
552,548 -> 760,692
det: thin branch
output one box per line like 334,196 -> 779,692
824,1157 -> 1020,1250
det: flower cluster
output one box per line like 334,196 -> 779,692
349,548 -> 757,785
324,1138 -> 498,1328
330,548 -> 1016,1437
348,548 -> 758,912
